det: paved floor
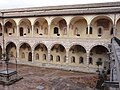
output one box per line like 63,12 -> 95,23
0,64 -> 98,90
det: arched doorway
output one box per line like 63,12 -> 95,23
19,43 -> 32,61
89,45 -> 109,70
6,42 -> 17,60
69,45 -> 86,66
50,44 -> 66,64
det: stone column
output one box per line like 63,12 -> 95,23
48,49 -> 50,62
17,47 -> 19,62
87,24 -> 90,35
86,52 -> 90,72
32,50 -> 34,63
66,49 -> 69,66
48,25 -> 50,37
16,25 -> 19,36
32,25 -> 34,37
67,24 -> 69,37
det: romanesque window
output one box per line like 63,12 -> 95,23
20,27 -> 23,36
64,56 -> 66,62
63,27 -> 67,35
5,28 -> 8,33
44,28 -> 48,35
54,27 -> 59,34
50,55 -> 53,61
28,28 -> 30,33
36,28 -> 39,34
43,54 -> 46,60
56,55 -> 60,62
110,27 -> 113,35
86,27 -> 88,34
89,57 -> 93,64
89,27 -> 93,34
36,53 -> 39,60
13,28 -> 15,33
98,26 -> 103,37
74,27 -> 78,35
71,56 -> 75,63
21,52 -> 25,58
79,57 -> 84,64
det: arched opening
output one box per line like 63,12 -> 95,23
89,45 -> 109,70
34,18 -> 48,37
19,27 -> 24,36
6,42 -> 17,60
50,44 -> 66,64
5,20 -> 17,36
90,16 -> 113,38
19,43 -> 31,61
50,18 -> 67,37
69,45 -> 86,66
34,43 -> 48,62
19,19 -> 32,37
69,17 -> 87,38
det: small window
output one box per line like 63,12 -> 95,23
21,52 -> 25,58
43,54 -> 46,60
36,28 -> 39,34
63,27 -> 67,35
36,53 -> 39,60
13,28 -> 15,33
50,55 -> 53,61
56,55 -> 60,62
110,27 -> 113,35
98,27 -> 103,37
28,28 -> 30,33
89,57 -> 93,65
90,27 -> 93,34
71,56 -> 75,63
74,27 -> 78,35
54,27 -> 59,34
44,28 -> 48,35
79,57 -> 84,64
86,27 -> 88,34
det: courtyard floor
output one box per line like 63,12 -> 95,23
0,64 -> 98,90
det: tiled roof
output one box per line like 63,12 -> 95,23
0,2 -> 120,17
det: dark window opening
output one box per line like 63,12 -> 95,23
54,27 -> 59,34
90,27 -> 93,34
89,57 -> 93,64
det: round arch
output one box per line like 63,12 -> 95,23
18,18 -> 32,26
6,42 -> 17,59
90,15 -> 113,25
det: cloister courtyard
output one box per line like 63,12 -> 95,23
0,63 -> 97,90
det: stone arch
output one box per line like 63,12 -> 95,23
4,19 -> 17,36
89,45 -> 109,69
6,42 -> 17,59
19,42 -> 32,61
50,44 -> 66,64
69,16 -> 88,38
19,18 -> 32,36
34,43 -> 48,62
50,17 -> 67,37
90,16 -> 113,38
69,44 -> 87,66
33,17 -> 48,36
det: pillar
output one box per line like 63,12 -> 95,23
17,47 -> 19,62
87,24 -> 90,35
66,49 -> 69,65
86,52 -> 90,72
32,25 -> 34,37
16,25 -> 19,36
32,50 -> 34,63
48,49 -> 50,62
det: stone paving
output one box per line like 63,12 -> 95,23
0,64 -> 98,90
